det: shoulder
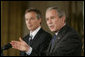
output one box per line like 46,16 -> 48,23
60,25 -> 80,37
22,34 -> 29,41
59,25 -> 81,42
38,28 -> 51,35
40,28 -> 52,37
58,25 -> 82,47
65,25 -> 80,38
38,28 -> 52,41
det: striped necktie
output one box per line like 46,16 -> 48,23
29,35 -> 33,45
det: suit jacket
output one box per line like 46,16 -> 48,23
46,25 -> 82,56
20,28 -> 52,56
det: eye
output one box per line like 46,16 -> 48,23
46,18 -> 49,21
50,16 -> 55,19
25,18 -> 28,21
30,17 -> 35,20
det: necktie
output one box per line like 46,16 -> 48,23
50,34 -> 57,52
29,35 -> 33,45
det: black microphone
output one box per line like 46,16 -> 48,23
1,43 -> 12,51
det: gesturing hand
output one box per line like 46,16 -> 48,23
10,37 -> 30,52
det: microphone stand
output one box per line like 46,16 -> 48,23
1,49 -> 4,56
1,43 -> 12,56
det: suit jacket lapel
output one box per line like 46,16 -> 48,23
30,28 -> 43,48
23,35 -> 31,45
50,25 -> 68,52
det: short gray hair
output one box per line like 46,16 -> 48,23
46,6 -> 66,18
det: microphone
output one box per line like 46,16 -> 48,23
1,43 -> 12,51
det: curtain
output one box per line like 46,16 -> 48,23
1,1 -> 84,56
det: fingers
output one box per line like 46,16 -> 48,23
10,41 -> 20,49
19,37 -> 24,42
10,37 -> 29,51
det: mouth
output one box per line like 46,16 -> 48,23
49,25 -> 54,29
27,25 -> 32,28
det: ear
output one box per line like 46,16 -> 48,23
39,18 -> 41,24
61,16 -> 66,22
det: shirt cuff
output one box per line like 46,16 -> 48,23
26,47 -> 32,55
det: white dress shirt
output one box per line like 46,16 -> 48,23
55,32 -> 58,36
55,23 -> 66,38
26,26 -> 41,55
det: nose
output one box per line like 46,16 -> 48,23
28,19 -> 30,23
48,19 -> 52,24
26,19 -> 31,24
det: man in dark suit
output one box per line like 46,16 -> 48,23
45,6 -> 82,56
10,8 -> 52,56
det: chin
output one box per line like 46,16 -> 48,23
28,28 -> 33,31
51,29 -> 57,32
50,29 -> 55,32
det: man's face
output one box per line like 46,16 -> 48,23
25,12 -> 41,31
46,9 -> 65,32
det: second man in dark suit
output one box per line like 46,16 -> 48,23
10,8 -> 52,56
45,6 -> 82,56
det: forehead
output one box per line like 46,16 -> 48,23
47,9 -> 57,13
25,12 -> 37,17
46,9 -> 58,17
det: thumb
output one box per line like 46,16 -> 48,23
19,37 -> 23,42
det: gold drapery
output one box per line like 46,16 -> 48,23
1,1 -> 84,56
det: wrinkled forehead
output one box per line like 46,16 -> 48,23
46,9 -> 58,17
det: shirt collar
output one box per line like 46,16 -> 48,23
55,31 -> 59,36
55,23 -> 66,36
30,26 -> 41,39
